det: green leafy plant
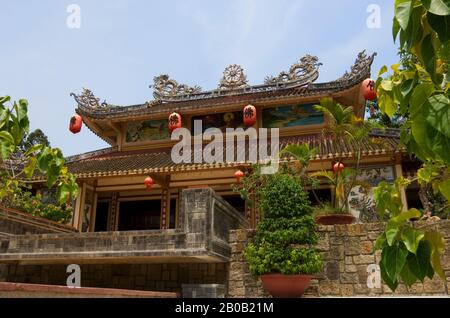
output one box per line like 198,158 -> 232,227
310,97 -> 378,214
3,187 -> 72,223
375,1 -> 450,200
373,178 -> 446,291
244,173 -> 323,276
373,1 -> 450,291
0,96 -> 78,205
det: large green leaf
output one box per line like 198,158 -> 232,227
401,227 -> 425,254
438,179 -> 450,200
424,230 -> 446,279
386,222 -> 400,246
427,12 -> 450,42
407,240 -> 434,282
400,260 -> 418,287
0,141 -> 15,160
421,34 -> 437,82
421,0 -> 450,15
374,234 -> 387,251
23,157 -> 37,180
411,118 -> 437,159
381,243 -> 409,281
379,93 -> 396,118
426,94 -> 450,138
392,208 -> 422,223
0,131 -> 15,145
396,0 -> 413,30
410,83 -> 435,117
380,260 -> 399,291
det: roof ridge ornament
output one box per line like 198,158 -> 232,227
151,74 -> 202,100
264,54 -> 322,85
70,88 -> 108,109
218,64 -> 249,90
339,50 -> 377,81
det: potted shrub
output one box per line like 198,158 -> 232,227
243,173 -> 323,298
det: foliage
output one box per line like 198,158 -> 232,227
20,129 -> 50,152
376,0 -> 450,201
2,187 -> 72,223
366,100 -> 405,128
244,173 -> 323,276
373,178 -> 446,291
0,96 -> 78,205
374,1 -> 450,290
312,201 -> 348,216
259,173 -> 312,218
312,98 -> 377,213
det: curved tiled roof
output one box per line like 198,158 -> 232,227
65,130 -> 404,179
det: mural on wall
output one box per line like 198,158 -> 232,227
191,111 -> 244,134
347,166 -> 395,222
126,119 -> 170,143
262,103 -> 324,128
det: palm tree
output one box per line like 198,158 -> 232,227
313,97 -> 378,212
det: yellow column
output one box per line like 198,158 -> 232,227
73,182 -> 86,231
395,164 -> 408,211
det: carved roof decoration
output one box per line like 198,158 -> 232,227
71,51 -> 376,120
218,64 -> 249,90
264,54 -> 321,85
70,88 -> 109,110
152,74 -> 202,100
338,50 -> 376,82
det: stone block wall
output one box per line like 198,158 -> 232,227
2,263 -> 227,294
228,220 -> 450,297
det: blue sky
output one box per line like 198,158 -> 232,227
0,0 -> 398,156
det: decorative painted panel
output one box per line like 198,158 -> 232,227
347,166 -> 395,222
191,111 -> 244,134
126,119 -> 170,143
262,103 -> 324,128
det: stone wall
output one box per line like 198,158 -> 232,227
1,263 -> 227,294
0,188 -> 248,264
228,220 -> 450,297
0,206 -> 76,236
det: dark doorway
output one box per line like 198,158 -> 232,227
223,195 -> 246,214
406,186 -> 423,210
94,201 -> 109,232
169,198 -> 177,229
118,200 -> 161,231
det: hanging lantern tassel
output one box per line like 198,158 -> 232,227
144,176 -> 154,190
243,105 -> 257,127
361,78 -> 377,101
69,114 -> 83,134
168,112 -> 182,133
234,170 -> 244,183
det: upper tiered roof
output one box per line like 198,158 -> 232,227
71,51 -> 376,121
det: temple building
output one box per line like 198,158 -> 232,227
0,50 -> 426,297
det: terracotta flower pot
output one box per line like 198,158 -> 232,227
260,274 -> 312,298
315,214 -> 355,225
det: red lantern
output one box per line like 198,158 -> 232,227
144,176 -> 154,190
333,162 -> 345,173
168,112 -> 182,133
361,78 -> 377,101
69,114 -> 82,134
234,170 -> 244,183
243,105 -> 257,127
